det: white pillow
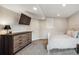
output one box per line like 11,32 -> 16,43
72,31 -> 78,38
76,32 -> 79,38
66,29 -> 79,38
66,30 -> 74,37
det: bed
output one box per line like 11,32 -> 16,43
47,29 -> 79,54
47,34 -> 77,50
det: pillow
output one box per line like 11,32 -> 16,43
66,30 -> 74,37
72,31 -> 78,38
76,32 -> 79,38
66,29 -> 79,38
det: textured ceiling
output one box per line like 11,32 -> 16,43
1,4 -> 79,19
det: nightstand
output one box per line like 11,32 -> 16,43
77,44 -> 79,54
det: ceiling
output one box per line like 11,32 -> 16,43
1,4 -> 79,19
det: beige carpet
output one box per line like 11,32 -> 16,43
16,39 -> 48,55
16,39 -> 77,55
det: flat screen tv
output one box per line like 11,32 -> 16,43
19,13 -> 31,25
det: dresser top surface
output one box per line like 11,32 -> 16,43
0,31 -> 32,35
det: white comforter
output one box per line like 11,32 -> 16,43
47,34 -> 77,50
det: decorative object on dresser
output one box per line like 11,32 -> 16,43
0,31 -> 32,55
4,25 -> 11,34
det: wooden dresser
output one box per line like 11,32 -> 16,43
0,31 -> 32,55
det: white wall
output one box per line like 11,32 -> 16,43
68,12 -> 79,30
10,19 -> 40,41
54,18 -> 68,33
39,20 -> 47,39
39,18 -> 68,39
30,19 -> 40,40
0,6 -> 68,41
0,6 -> 40,41
0,6 -> 19,25
0,6 -> 28,32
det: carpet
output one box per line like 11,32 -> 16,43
16,39 -> 77,55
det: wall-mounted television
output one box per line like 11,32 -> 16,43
19,13 -> 31,25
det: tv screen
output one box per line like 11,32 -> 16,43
19,13 -> 31,25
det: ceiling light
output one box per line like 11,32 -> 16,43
57,14 -> 60,16
62,4 -> 66,7
33,7 -> 37,11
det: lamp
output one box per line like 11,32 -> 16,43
4,25 -> 11,34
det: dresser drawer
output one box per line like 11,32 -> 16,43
26,33 -> 31,38
13,32 -> 32,53
14,38 -> 23,44
13,41 -> 24,53
13,44 -> 23,53
14,35 -> 23,41
13,46 -> 20,53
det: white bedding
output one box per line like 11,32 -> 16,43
47,34 -> 77,50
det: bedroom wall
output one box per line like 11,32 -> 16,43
54,18 -> 68,33
0,6 -> 68,40
68,12 -> 79,30
0,6 -> 40,41
39,18 -> 68,39
10,19 -> 40,41
39,20 -> 47,39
